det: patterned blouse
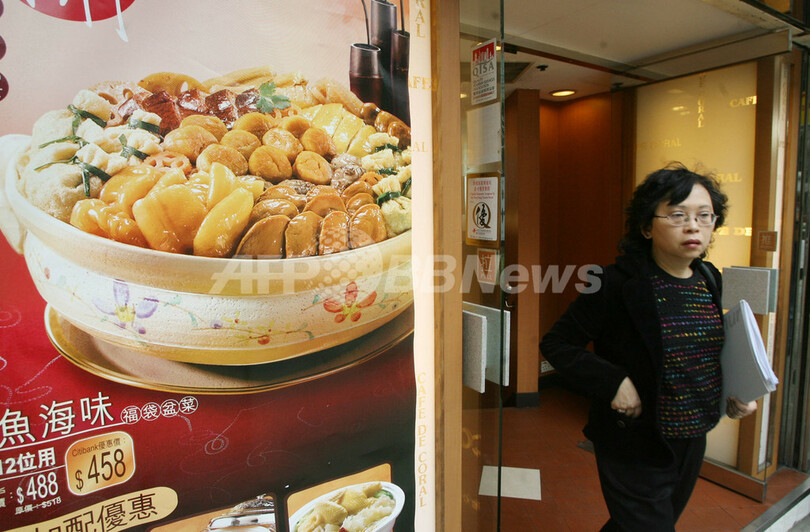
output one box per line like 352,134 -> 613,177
651,266 -> 723,438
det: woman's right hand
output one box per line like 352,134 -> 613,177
611,377 -> 642,418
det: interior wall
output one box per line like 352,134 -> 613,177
538,103 -> 562,339
500,89 -> 626,388
505,89 -> 542,403
537,92 -> 625,375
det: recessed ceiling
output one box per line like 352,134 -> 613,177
459,0 -> 803,101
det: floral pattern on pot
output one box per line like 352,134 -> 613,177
92,280 -> 159,334
322,282 -> 377,323
22,232 -> 412,359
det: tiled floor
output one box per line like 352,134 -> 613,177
480,386 -> 808,531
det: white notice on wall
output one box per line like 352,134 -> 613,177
466,175 -> 499,243
467,103 -> 502,168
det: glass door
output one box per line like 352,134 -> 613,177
458,0 -> 508,529
780,49 -> 810,471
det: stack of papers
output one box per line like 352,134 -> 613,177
720,300 -> 779,410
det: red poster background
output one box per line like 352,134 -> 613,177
0,232 -> 416,529
0,1 -> 417,529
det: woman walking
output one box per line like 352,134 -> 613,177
540,163 -> 757,531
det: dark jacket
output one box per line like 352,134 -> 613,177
539,252 -> 723,464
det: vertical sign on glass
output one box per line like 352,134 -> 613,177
471,38 -> 497,106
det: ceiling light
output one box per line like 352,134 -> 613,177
550,89 -> 576,97
477,42 -> 501,51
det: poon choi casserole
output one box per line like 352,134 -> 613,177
294,482 -> 397,532
16,67 -> 412,258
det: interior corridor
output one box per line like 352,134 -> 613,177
476,387 -> 808,531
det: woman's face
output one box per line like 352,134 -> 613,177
647,184 -> 716,272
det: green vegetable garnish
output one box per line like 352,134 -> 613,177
77,160 -> 112,197
67,104 -> 106,133
376,191 -> 401,205
127,118 -> 161,136
374,143 -> 402,153
38,135 -> 86,149
378,168 -> 397,176
374,489 -> 394,500
402,178 -> 412,196
119,134 -> 148,160
34,156 -> 110,197
76,161 -> 112,182
33,159 -> 72,171
256,82 -> 291,114
81,168 -> 92,197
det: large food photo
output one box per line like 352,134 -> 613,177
4,66 -> 414,366
0,1 -> 426,530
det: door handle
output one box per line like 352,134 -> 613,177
503,287 -> 517,309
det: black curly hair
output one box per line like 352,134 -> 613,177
619,162 -> 728,257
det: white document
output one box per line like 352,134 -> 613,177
720,300 -> 779,411
466,103 -> 502,168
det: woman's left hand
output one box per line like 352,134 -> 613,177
727,397 -> 757,419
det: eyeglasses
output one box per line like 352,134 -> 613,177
653,212 -> 717,226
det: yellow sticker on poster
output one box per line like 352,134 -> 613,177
65,431 -> 135,496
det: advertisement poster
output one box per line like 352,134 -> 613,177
0,1 -> 434,531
